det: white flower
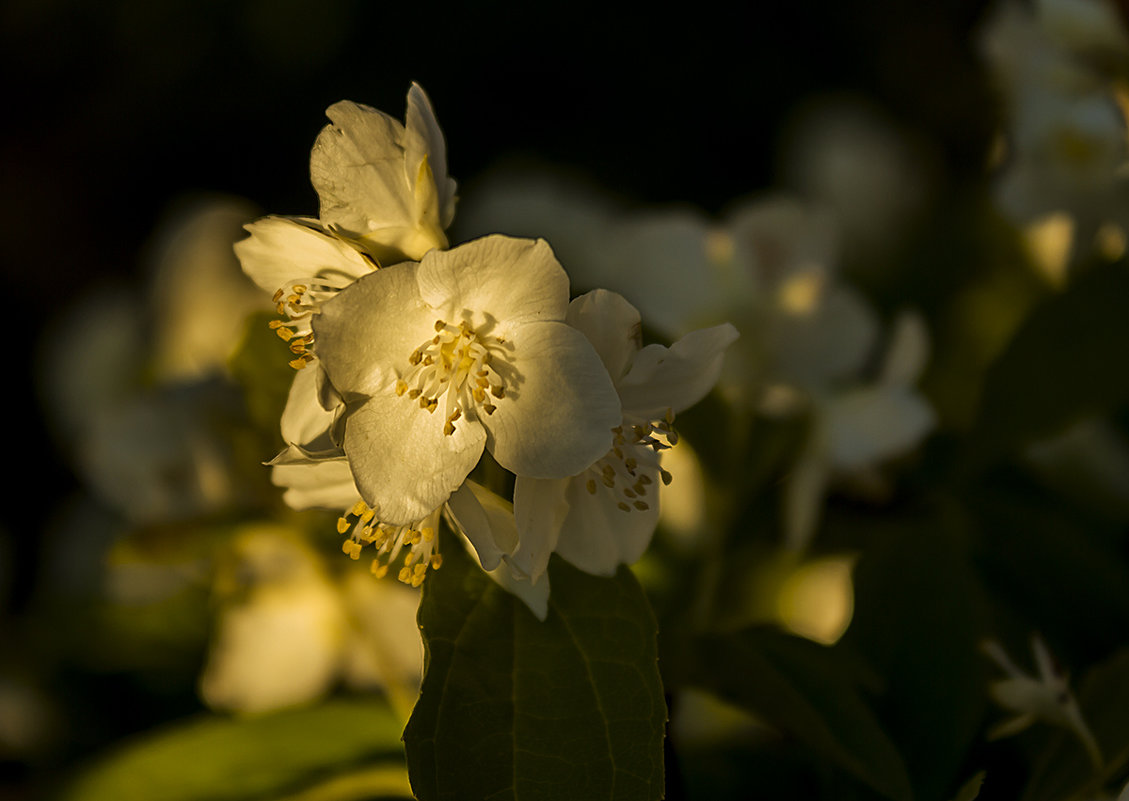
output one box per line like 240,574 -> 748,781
311,234 -> 622,526
982,635 -> 1102,769
312,82 -> 457,265
508,289 -> 738,582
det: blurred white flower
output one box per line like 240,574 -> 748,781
200,524 -> 425,715
980,0 -> 1129,248
982,635 -> 1102,769
508,289 -> 737,582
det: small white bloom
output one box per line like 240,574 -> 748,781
509,289 -> 738,582
311,234 -> 622,526
982,635 -> 1102,768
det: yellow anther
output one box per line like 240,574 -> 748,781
602,475 -> 616,488
336,517 -> 351,534
613,447 -> 624,459
289,355 -> 312,370
435,319 -> 446,331
350,500 -> 368,516
422,527 -> 436,542
287,294 -> 302,306
342,540 -> 362,560
624,488 -> 637,499
472,387 -> 486,403
275,326 -> 296,341
272,288 -> 284,303
430,554 -> 443,569
617,502 -> 631,512
491,385 -> 505,398
372,561 -> 389,578
602,464 -> 616,479
359,526 -> 377,543
404,552 -> 416,566
414,562 -> 427,575
443,420 -> 456,436
276,302 -> 287,315
625,457 -> 638,471
408,388 -> 422,399
427,400 -> 438,413
483,403 -> 496,415
633,500 -> 650,511
268,319 -> 284,329
661,469 -> 673,485
639,474 -> 652,485
292,284 -> 307,294
418,395 -> 430,408
634,482 -> 647,496
396,380 -> 408,396
398,567 -> 411,583
288,340 -> 307,354
410,531 -> 422,545
668,430 -> 680,445
409,349 -> 423,365
411,573 -> 426,587
586,479 -> 597,495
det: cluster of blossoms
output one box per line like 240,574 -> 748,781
457,170 -> 935,550
235,85 -> 737,616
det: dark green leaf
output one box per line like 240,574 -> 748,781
404,543 -> 665,801
838,503 -> 989,801
967,262 -> 1129,469
692,625 -> 913,801
60,698 -> 407,801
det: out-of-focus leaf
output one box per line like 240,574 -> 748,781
60,698 -> 406,801
967,262 -> 1129,469
950,771 -> 985,801
838,504 -> 989,801
228,310 -> 294,439
692,625 -> 913,801
404,541 -> 665,801
1023,649 -> 1129,801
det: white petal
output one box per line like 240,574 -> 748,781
771,284 -> 878,389
824,386 -> 935,470
566,289 -> 642,383
234,216 -> 372,295
444,481 -> 513,571
487,560 -> 550,621
880,311 -> 931,386
342,394 -> 486,525
483,321 -> 621,479
510,476 -> 570,583
271,458 -> 359,511
617,323 -> 739,420
312,262 -> 432,399
280,366 -> 340,452
554,461 -> 661,576
405,83 -> 457,228
415,236 -> 570,329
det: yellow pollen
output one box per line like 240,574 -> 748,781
639,475 -> 652,485
396,380 -> 408,396
633,500 -> 649,511
617,502 -> 631,512
602,475 -> 616,488
624,488 -> 637,499
292,284 -> 307,294
422,527 -> 436,542
398,567 -> 411,583
275,326 -> 296,341
342,540 -> 362,559
430,554 -> 443,569
661,469 -> 673,485
411,573 -> 425,588
272,288 -> 284,303
336,517 -> 350,534
372,561 -> 389,578
586,479 -> 597,494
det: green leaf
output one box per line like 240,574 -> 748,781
60,698 -> 407,801
691,625 -> 913,801
967,262 -> 1129,469
837,503 -> 989,801
404,543 -> 666,801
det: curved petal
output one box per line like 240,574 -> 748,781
554,463 -> 661,576
483,320 -> 620,479
415,235 -> 570,328
566,289 -> 642,383
280,366 -> 340,452
235,216 -> 373,295
342,394 -> 486,525
824,386 -> 935,470
312,262 -> 432,399
445,480 -> 512,571
880,311 -> 931,386
271,458 -> 359,510
617,323 -> 739,420
772,284 -> 877,389
405,83 -> 457,228
487,559 -> 550,621
510,476 -> 570,583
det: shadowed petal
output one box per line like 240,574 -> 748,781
510,476 -> 570,583
484,320 -> 620,479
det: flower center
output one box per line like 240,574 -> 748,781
395,319 -> 508,436
584,411 -> 678,513
337,500 -> 442,587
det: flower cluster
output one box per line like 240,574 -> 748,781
235,85 -> 737,616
